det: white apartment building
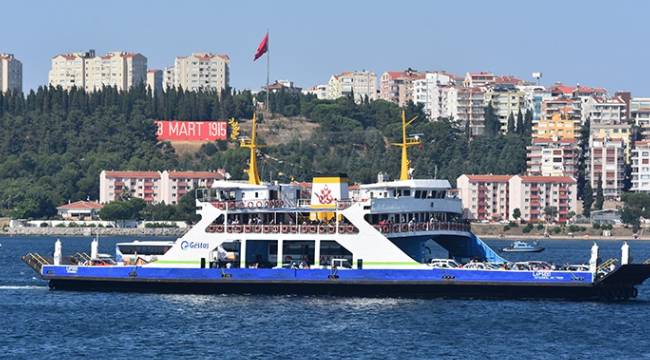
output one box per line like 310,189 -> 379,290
48,50 -> 147,92
589,137 -> 626,199
302,85 -> 328,99
0,53 -> 22,93
582,96 -> 627,125
147,69 -> 163,95
326,70 -> 377,103
412,72 -> 457,120
526,138 -> 579,178
164,53 -> 230,92
85,52 -> 147,91
456,174 -> 577,223
99,170 -> 227,205
484,85 -> 527,132
631,98 -> 650,136
631,140 -> 650,193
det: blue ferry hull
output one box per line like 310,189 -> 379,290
38,265 -> 640,300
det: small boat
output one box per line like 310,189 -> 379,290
501,241 -> 544,253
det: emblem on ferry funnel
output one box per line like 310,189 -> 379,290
315,185 -> 335,204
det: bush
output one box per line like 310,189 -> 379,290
503,225 -> 511,232
536,224 -> 545,231
568,224 -> 581,233
508,221 -> 518,228
601,223 -> 613,230
592,222 -> 601,229
551,226 -> 562,234
522,224 -> 533,233
40,222 -> 49,228
55,223 -> 66,228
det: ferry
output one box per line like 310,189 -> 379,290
22,112 -> 650,301
501,241 -> 545,253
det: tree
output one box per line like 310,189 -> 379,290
506,113 -> 515,133
577,119 -> 590,200
595,177 -> 604,211
484,103 -> 500,137
621,192 -> 650,232
544,206 -> 558,223
512,208 -> 521,222
583,182 -> 593,217
515,110 -> 524,135
98,198 -> 146,221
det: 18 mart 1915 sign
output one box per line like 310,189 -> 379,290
155,120 -> 228,141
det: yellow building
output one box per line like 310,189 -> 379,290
533,113 -> 578,141
590,123 -> 632,160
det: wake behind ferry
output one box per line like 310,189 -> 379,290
23,112 -> 650,301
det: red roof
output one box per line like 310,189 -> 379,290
105,171 -> 161,179
57,200 -> 103,210
519,176 -> 576,184
464,175 -> 512,182
168,171 -> 225,179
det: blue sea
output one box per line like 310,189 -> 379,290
1,235 -> 650,359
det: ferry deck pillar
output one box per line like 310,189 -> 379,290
277,239 -> 283,268
240,239 -> 247,269
314,239 -> 321,267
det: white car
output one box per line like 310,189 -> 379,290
462,262 -> 491,270
428,259 -> 461,269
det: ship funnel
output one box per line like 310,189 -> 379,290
621,241 -> 630,265
53,239 -> 62,266
91,237 -> 99,260
589,242 -> 599,273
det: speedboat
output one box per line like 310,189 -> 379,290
501,240 -> 544,253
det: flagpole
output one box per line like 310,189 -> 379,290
266,30 -> 270,113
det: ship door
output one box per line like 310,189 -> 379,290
269,190 -> 278,200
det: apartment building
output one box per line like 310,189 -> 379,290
165,53 -> 230,92
582,96 -> 627,125
517,85 -> 550,122
456,175 -> 511,221
380,70 -> 426,106
0,53 -> 22,93
484,84 -> 527,132
147,69 -> 163,95
533,113 -> 579,141
326,70 -> 377,103
455,87 -> 486,136
99,170 -> 226,205
631,140 -> 650,193
463,72 -> 495,88
630,98 -> 650,137
412,72 -> 457,120
589,137 -> 626,199
508,175 -> 577,223
48,50 -> 147,92
542,98 -> 582,124
302,84 -> 328,99
526,138 -> 579,178
457,174 -> 577,223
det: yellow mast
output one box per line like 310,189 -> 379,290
240,113 -> 262,185
391,110 -> 420,180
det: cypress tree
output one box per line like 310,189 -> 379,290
506,113 -> 515,133
515,109 -> 524,134
583,181 -> 593,217
595,177 -> 604,210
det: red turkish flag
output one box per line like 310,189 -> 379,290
254,33 -> 269,61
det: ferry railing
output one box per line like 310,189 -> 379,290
21,252 -> 50,273
372,221 -> 471,234
213,223 -> 358,235
209,198 -> 357,211
598,258 -> 619,273
72,252 -> 92,265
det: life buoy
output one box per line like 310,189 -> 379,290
328,226 -> 336,234
392,224 -> 399,233
318,225 -> 326,234
263,225 -> 270,233
401,224 -> 408,232
346,225 -> 354,233
290,225 -> 297,233
235,225 -> 242,233
281,225 -> 289,233
309,225 -> 316,234
215,225 -> 224,232
339,226 -> 346,234
253,225 -> 262,233
256,201 -> 263,208
227,201 -> 235,209
272,225 -> 280,233
244,225 -> 251,232
382,225 -> 389,233
247,201 -> 255,209
263,200 -> 269,208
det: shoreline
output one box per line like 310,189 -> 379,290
480,234 -> 649,241
2,227 -> 187,237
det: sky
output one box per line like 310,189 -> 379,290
4,0 -> 650,94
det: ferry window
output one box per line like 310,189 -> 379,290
415,191 -> 420,198
403,190 -> 410,196
255,192 -> 259,198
